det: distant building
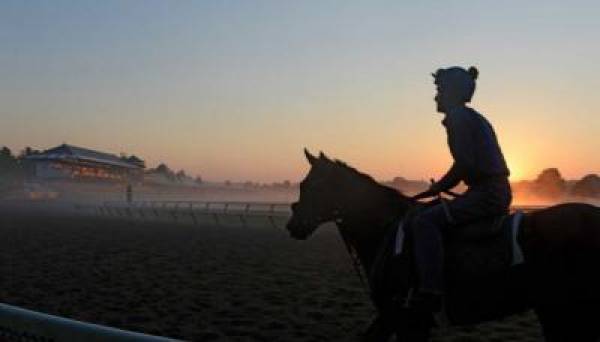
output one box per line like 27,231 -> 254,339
24,144 -> 144,182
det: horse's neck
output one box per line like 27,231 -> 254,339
338,186 -> 408,271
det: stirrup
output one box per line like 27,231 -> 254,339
402,287 -> 415,309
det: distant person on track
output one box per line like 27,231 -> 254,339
126,183 -> 133,203
409,66 -> 512,311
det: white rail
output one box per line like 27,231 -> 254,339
0,303 -> 180,341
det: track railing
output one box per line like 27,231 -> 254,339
90,200 -> 292,228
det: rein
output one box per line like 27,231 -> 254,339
336,211 -> 408,299
338,227 -> 371,296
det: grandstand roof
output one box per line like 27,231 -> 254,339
25,144 -> 143,169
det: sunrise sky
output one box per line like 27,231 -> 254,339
1,1 -> 599,182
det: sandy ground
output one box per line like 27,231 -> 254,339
0,208 -> 543,341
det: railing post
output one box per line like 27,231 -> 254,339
153,202 -> 159,218
138,201 -> 145,219
240,203 -> 251,228
268,204 -> 277,228
189,203 -> 197,225
171,203 -> 179,221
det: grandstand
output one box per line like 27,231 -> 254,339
24,144 -> 144,182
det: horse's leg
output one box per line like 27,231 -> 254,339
535,301 -> 600,342
535,305 -> 565,342
361,314 -> 394,342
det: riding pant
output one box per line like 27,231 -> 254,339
411,178 -> 512,293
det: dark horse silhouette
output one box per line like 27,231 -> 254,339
286,150 -> 600,342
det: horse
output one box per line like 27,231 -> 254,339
286,149 -> 600,342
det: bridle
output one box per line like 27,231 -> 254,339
294,173 -> 417,298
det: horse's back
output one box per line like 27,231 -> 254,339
523,202 -> 600,250
522,202 -> 600,301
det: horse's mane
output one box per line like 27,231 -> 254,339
331,158 -> 411,204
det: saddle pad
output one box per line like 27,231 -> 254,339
394,210 -> 525,268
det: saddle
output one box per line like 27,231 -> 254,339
393,209 -> 524,278
444,213 -> 518,277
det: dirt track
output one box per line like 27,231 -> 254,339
0,210 -> 542,341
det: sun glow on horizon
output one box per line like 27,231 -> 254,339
507,161 -> 526,182
504,151 -> 535,182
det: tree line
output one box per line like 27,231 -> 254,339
527,168 -> 599,199
0,146 -> 35,190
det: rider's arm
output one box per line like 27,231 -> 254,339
432,162 -> 462,193
445,109 -> 476,181
413,109 -> 474,201
412,163 -> 462,200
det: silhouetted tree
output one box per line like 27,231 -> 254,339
176,170 -> 187,182
533,168 -> 566,198
154,163 -> 176,181
18,146 -> 40,159
121,154 -> 145,168
0,146 -> 22,188
572,174 -> 600,198
195,176 -> 203,185
390,176 -> 409,189
155,163 -> 170,174
0,147 -> 17,171
0,147 -> 13,159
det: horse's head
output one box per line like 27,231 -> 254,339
287,149 -> 347,240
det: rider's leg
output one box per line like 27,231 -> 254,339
411,204 -> 447,296
406,181 -> 511,312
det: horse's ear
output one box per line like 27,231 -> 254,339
304,148 -> 317,165
319,151 -> 329,161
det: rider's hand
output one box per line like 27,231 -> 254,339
411,190 -> 436,201
411,183 -> 441,201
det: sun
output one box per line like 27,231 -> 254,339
505,156 -> 530,182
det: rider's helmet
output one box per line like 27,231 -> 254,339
432,66 -> 478,103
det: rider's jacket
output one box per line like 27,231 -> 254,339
437,106 -> 510,191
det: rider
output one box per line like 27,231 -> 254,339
409,66 -> 512,311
